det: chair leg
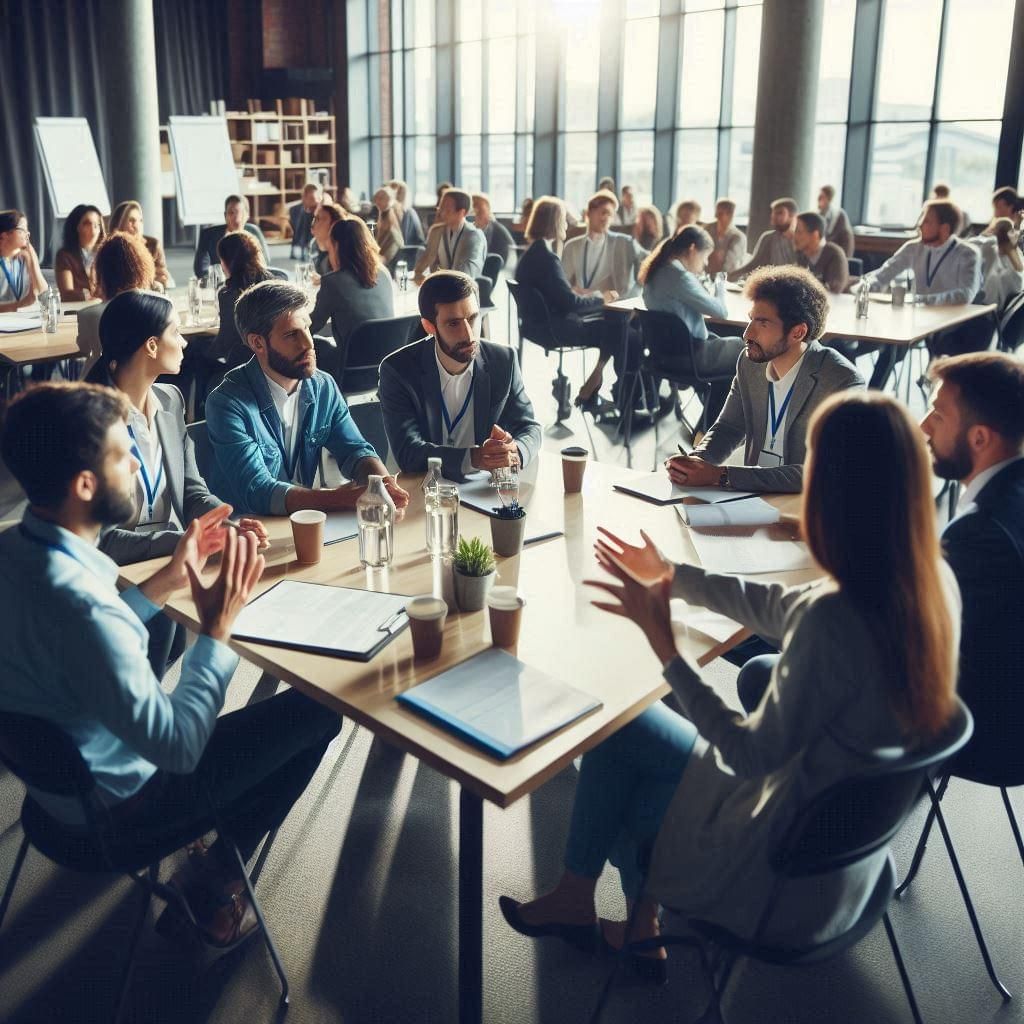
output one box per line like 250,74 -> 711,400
0,833 -> 29,930
896,773 -> 949,897
882,911 -> 924,1024
114,864 -> 157,1023
249,827 -> 279,889
1000,788 -> 1024,867
930,783 -> 1012,1000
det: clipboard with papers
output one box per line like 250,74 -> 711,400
397,648 -> 602,760
612,471 -> 754,506
230,580 -> 409,661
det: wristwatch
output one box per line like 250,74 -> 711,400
718,467 -> 730,489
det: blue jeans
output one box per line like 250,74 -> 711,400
565,702 -> 698,900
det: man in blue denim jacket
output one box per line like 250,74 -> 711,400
205,280 -> 409,516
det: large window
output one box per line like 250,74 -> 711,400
865,0 -> 1014,225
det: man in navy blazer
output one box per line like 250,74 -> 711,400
922,352 -> 1024,780
379,271 -> 542,480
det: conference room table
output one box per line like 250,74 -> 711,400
117,455 -> 812,1023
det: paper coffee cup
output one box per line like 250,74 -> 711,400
406,596 -> 448,661
561,445 -> 589,493
487,586 -> 525,648
290,509 -> 326,564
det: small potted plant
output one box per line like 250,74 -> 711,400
452,536 -> 497,612
490,499 -> 527,557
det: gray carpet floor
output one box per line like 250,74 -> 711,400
2,247 -> 1018,1024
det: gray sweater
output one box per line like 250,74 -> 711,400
310,266 -> 396,347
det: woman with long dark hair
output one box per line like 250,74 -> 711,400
500,391 -> 958,983
639,225 -> 745,424
210,231 -> 274,366
310,217 -> 395,348
55,203 -> 107,300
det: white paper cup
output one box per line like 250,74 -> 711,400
290,509 -> 327,563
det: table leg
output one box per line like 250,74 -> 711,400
867,344 -> 900,390
459,787 -> 484,1024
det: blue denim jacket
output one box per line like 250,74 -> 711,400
204,357 -> 379,515
0,512 -> 239,823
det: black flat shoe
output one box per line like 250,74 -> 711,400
498,895 -> 600,953
600,921 -> 669,986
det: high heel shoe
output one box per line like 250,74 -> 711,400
498,895 -> 600,953
600,920 -> 669,986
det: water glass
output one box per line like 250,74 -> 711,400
395,260 -> 409,291
492,466 -> 520,508
187,276 -> 202,326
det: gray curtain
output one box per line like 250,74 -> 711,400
0,0 -> 229,260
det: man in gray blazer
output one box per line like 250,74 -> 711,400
561,189 -> 648,299
379,272 -> 541,480
667,266 -> 865,493
412,188 -> 486,284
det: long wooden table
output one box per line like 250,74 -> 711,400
117,456 -> 811,1023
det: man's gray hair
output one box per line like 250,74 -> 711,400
234,279 -> 308,344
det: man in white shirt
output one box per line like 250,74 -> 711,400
413,188 -> 487,283
379,272 -> 542,479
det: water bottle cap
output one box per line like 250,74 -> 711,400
428,457 -> 442,469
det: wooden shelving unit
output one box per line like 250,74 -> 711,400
226,109 -> 337,240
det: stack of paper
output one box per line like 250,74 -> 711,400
0,312 -> 42,334
682,496 -> 780,528
677,505 -> 813,574
613,472 -> 753,506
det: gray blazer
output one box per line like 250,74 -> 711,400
560,231 -> 647,298
413,221 -> 487,281
696,341 -> 865,492
379,337 -> 542,479
99,384 -> 222,564
310,266 -> 395,347
645,561 -> 961,943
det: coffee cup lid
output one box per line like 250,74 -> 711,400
561,446 -> 588,459
290,509 -> 327,525
406,596 -> 448,620
487,586 -> 524,611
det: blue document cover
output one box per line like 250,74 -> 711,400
397,648 -> 602,759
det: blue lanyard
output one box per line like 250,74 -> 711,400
127,424 -> 164,521
767,379 -> 797,451
0,257 -> 24,298
440,373 -> 474,444
443,226 -> 465,267
582,238 -> 604,290
925,244 -> 954,288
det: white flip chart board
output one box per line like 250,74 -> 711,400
33,117 -> 111,218
167,116 -> 241,226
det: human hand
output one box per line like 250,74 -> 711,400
140,506 -> 232,605
236,517 -> 271,550
665,454 -> 719,487
585,558 -> 677,665
602,290 -> 619,303
187,528 -> 265,643
470,439 -> 516,470
594,526 -> 673,585
383,475 -> 410,510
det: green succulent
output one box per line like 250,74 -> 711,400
453,536 -> 496,577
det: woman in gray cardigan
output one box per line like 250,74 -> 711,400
500,391 -> 959,982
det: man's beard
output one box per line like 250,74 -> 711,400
745,337 -> 789,364
267,341 -> 314,379
436,332 -> 476,365
94,476 -> 138,526
930,431 -> 974,482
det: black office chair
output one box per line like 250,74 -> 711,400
848,257 -> 864,278
482,252 -> 504,287
506,278 -> 601,423
591,701 -> 974,1024
267,267 -> 290,281
336,313 -> 421,395
0,711 -> 289,1020
626,310 -> 737,467
997,290 -> 1024,352
388,245 -> 424,277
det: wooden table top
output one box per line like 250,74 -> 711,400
118,457 -> 813,808
606,287 -> 996,346
0,318 -> 82,366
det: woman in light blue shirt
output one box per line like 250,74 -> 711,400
639,225 -> 745,424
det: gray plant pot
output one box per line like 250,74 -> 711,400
453,568 -> 496,612
490,514 -> 527,557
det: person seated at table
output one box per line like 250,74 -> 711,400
514,196 -> 620,417
76,232 -> 157,375
0,381 -> 340,949
310,217 -> 395,350
210,231 -> 275,369
705,197 -> 748,276
108,200 -> 171,290
372,185 -> 405,266
204,279 -> 408,516
728,197 -> 798,282
310,201 -> 345,280
413,188 -> 486,283
967,216 -> 1024,313
194,195 -> 270,279
288,183 -> 321,262
379,271 -> 541,480
639,226 -> 746,426
666,266 -> 864,494
500,390 -> 959,977
388,179 -> 425,247
865,199 -> 984,356
0,208 -> 47,312
562,189 -> 648,300
55,203 -> 107,301
669,199 -> 701,233
614,184 -> 637,227
920,352 -> 1024,781
793,210 -> 849,294
633,205 -> 664,253
817,184 -> 854,257
472,192 -> 514,266
991,186 -> 1019,224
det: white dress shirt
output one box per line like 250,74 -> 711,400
955,455 -> 1024,516
264,371 -> 303,482
758,352 -> 806,468
435,344 -> 476,474
127,399 -> 175,531
868,236 -> 982,306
